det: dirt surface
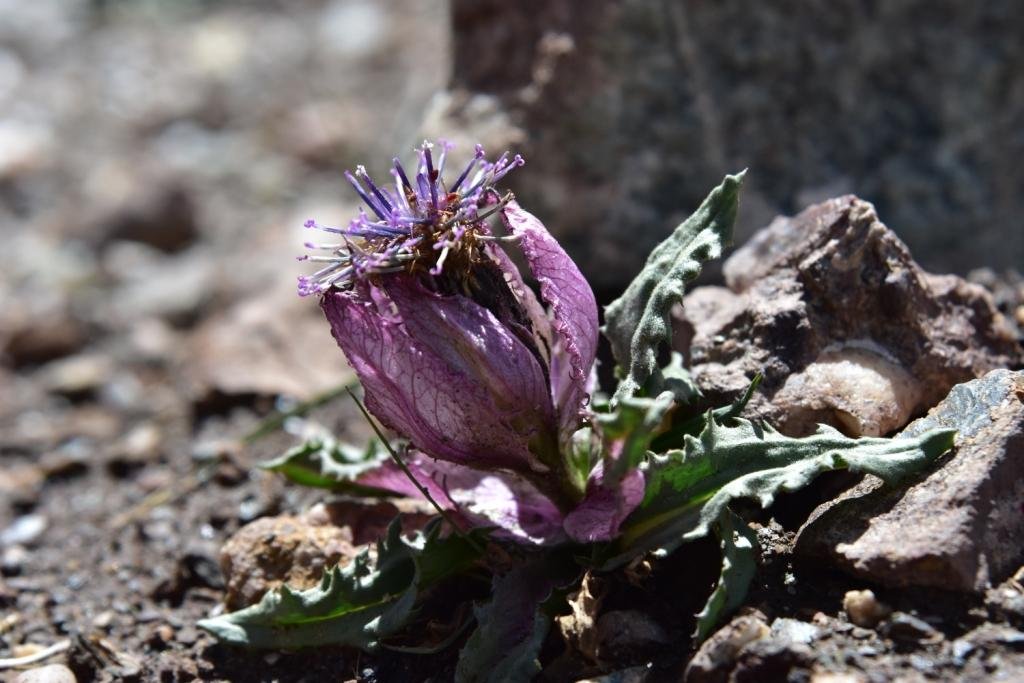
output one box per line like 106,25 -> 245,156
2,2 -> 1024,682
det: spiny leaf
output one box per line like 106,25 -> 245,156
605,415 -> 955,568
595,391 -> 675,485
649,351 -> 702,404
604,173 -> 745,404
693,508 -> 758,642
198,518 -> 486,650
650,373 -> 762,452
260,434 -> 390,494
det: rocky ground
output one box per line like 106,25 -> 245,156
2,2 -> 1024,682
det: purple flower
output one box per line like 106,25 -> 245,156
303,141 -> 641,544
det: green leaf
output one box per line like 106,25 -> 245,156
198,518 -> 486,650
650,373 -> 762,452
693,508 -> 758,643
455,563 -> 556,683
604,172 -> 745,404
260,434 -> 390,495
650,351 -> 702,404
606,415 -> 955,568
594,391 -> 675,485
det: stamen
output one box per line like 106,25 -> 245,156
422,145 -> 439,209
356,165 -> 394,213
431,244 -> 451,275
450,156 -> 477,193
393,158 -> 413,193
416,172 -> 434,212
344,170 -> 388,221
298,140 -> 526,296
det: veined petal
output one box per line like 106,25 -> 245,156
501,201 -> 599,445
358,453 -> 566,545
562,465 -> 645,543
322,277 -> 557,473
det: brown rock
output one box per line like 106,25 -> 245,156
1,314 -> 87,368
187,288 -> 355,403
679,196 -> 1022,436
218,500 -> 430,609
594,610 -> 669,661
841,590 -> 891,629
796,369 -> 1024,592
219,506 -> 356,610
684,610 -> 770,683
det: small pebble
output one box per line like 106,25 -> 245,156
770,617 -> 820,645
884,612 -> 943,644
2,545 -> 29,576
843,589 -> 891,628
92,610 -> 114,629
14,664 -> 77,683
1,514 -> 47,546
952,638 -> 975,666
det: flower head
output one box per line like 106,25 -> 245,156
297,140 -> 524,297
306,140 -> 641,544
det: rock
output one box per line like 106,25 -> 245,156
104,244 -> 217,326
186,288 -> 355,403
962,623 -> 1024,649
882,613 -> 943,645
218,507 -> 357,610
678,197 -> 1022,437
14,665 -> 77,683
797,369 -> 1024,592
594,610 -> 669,661
2,545 -> 29,576
970,268 -> 1024,342
842,590 -> 891,629
40,354 -> 113,399
769,618 -> 819,645
985,566 -> 1024,623
577,666 -> 651,683
96,182 -> 199,253
442,1 -> 1024,292
216,500 -> 429,609
684,610 -> 770,683
809,674 -> 866,683
1,314 -> 87,368
730,638 -> 813,683
1,514 -> 47,546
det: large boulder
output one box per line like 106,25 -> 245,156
431,0 -> 1024,293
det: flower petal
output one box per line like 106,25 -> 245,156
562,465 -> 645,543
501,201 -> 599,444
322,277 -> 557,473
358,452 -> 566,545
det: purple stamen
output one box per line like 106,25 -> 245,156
416,172 -> 434,212
357,166 -> 394,214
345,170 -> 388,221
450,156 -> 478,193
393,158 -> 413,193
422,145 -> 439,209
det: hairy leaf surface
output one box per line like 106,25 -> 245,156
604,173 -> 744,403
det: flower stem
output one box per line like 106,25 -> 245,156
347,388 -> 485,554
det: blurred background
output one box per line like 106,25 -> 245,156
2,0 -> 1023,378
0,0 -> 1021,675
